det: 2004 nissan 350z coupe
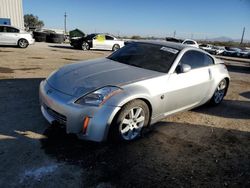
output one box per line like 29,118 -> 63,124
39,41 -> 230,142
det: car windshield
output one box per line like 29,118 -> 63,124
107,42 -> 179,73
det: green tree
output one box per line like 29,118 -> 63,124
131,35 -> 141,40
24,14 -> 44,30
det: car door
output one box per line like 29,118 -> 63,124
92,34 -> 106,49
164,50 -> 214,114
105,35 -> 115,50
3,26 -> 20,45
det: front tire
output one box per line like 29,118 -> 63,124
110,100 -> 150,142
210,78 -> 228,105
18,39 -> 29,48
81,42 -> 89,51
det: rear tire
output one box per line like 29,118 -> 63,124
112,44 -> 120,51
209,78 -> 228,105
18,39 -> 29,48
109,100 -> 150,142
82,42 -> 89,51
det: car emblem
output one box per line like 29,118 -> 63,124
47,89 -> 52,94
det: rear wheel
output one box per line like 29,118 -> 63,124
110,100 -> 149,142
112,44 -> 120,51
18,39 -> 29,48
210,78 -> 228,105
82,42 -> 89,51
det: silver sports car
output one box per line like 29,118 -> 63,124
39,41 -> 230,142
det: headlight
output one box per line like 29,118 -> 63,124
75,86 -> 122,106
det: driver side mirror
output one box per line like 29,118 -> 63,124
176,64 -> 191,74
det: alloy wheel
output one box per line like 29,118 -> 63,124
119,107 -> 145,140
82,42 -> 89,51
214,79 -> 227,104
19,39 -> 28,48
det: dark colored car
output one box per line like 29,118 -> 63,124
238,50 -> 250,58
223,47 -> 242,57
70,33 -> 96,49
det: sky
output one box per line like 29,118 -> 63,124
23,0 -> 250,40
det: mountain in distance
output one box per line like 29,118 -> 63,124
205,36 -> 250,42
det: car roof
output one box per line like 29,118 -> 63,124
132,40 -> 187,50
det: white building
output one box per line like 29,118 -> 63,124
0,0 -> 24,28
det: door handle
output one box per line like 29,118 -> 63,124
208,69 -> 212,80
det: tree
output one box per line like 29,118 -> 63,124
24,14 -> 44,30
131,35 -> 141,40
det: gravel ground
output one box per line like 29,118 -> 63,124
0,43 -> 249,188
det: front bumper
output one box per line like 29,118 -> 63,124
28,38 -> 35,45
39,80 -> 120,142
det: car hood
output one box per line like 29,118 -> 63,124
47,58 -> 162,97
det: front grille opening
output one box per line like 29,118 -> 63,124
45,105 -> 67,125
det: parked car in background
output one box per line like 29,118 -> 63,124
199,44 -> 217,55
199,44 -> 226,55
40,41 -> 230,142
238,49 -> 250,58
223,47 -> 242,57
182,39 -> 199,48
0,24 -> 35,48
213,46 -> 225,55
70,33 -> 124,51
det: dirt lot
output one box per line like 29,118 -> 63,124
0,43 -> 249,188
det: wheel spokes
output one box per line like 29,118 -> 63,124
120,106 -> 145,140
129,109 -> 135,119
136,116 -> 145,123
134,108 -> 142,118
122,118 -> 130,125
121,125 -> 130,134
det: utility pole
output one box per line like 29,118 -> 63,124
64,12 -> 67,34
173,30 -> 176,38
240,27 -> 245,44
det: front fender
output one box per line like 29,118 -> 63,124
105,85 -> 153,107
104,83 -> 165,119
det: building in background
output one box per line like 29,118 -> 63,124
0,0 -> 24,28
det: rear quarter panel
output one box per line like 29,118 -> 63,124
208,62 -> 230,99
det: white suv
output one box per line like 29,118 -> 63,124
0,25 -> 35,48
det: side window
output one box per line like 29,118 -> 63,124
0,26 -> 4,32
6,27 -> 19,33
95,35 -> 105,41
204,54 -> 214,66
179,50 -> 212,69
106,35 -> 114,40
